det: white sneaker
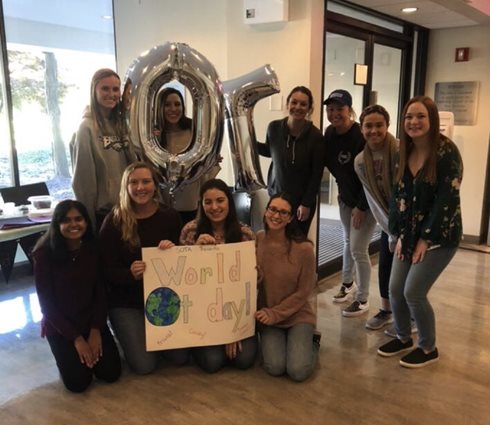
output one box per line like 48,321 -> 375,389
332,283 -> 356,303
342,300 -> 369,317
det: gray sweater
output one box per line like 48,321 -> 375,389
72,115 -> 136,224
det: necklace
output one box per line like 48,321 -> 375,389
70,249 -> 81,262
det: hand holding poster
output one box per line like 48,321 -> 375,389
143,240 -> 256,351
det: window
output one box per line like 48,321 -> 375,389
0,0 -> 116,199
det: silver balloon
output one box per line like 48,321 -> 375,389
124,42 -> 224,193
223,65 -> 280,192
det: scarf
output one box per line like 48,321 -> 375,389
363,132 -> 399,214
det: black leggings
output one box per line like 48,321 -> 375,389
47,325 -> 121,393
379,231 -> 394,300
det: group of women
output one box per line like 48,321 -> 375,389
34,69 -> 319,392
33,67 -> 462,393
262,85 -> 462,369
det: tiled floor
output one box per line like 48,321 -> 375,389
1,249 -> 489,424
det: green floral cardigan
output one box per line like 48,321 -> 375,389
389,139 -> 463,258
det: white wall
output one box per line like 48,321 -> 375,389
426,25 -> 490,237
113,0 -> 324,217
114,0 -> 227,80
114,0 -> 324,149
113,2 -> 490,239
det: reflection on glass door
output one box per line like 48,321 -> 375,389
318,36 -> 405,275
321,32 -> 365,214
318,32 -> 367,273
372,44 -> 402,133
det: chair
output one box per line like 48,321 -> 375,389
232,190 -> 252,226
0,182 -> 49,206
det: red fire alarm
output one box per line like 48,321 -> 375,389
455,47 -> 469,62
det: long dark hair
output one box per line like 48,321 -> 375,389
397,96 -> 444,184
287,86 -> 314,115
263,192 -> 310,245
34,200 -> 94,262
157,87 -> 193,148
196,179 -> 242,243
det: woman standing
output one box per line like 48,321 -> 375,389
354,105 -> 398,330
255,193 -> 318,382
257,86 -> 325,236
324,89 -> 376,317
377,96 -> 463,368
154,87 -> 220,224
72,68 -> 136,229
33,200 -> 121,392
99,162 -> 187,375
180,178 -> 257,373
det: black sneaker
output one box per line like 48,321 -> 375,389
377,338 -> 414,357
332,282 -> 356,303
313,332 -> 321,348
400,348 -> 439,368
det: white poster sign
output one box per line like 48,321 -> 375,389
143,241 -> 256,351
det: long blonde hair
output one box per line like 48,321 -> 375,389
89,68 -> 126,138
112,162 -> 162,249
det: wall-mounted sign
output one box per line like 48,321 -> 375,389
354,63 -> 368,86
455,47 -> 470,62
434,81 -> 479,126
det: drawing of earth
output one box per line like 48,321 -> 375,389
145,287 -> 181,326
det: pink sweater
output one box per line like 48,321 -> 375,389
256,230 -> 317,328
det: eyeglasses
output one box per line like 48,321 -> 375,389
266,206 -> 291,218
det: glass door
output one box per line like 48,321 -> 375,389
318,22 -> 410,277
372,42 -> 403,133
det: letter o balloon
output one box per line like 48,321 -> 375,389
124,42 -> 224,193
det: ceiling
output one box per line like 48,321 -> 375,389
344,0 -> 490,29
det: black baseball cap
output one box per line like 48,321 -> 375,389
323,89 -> 352,107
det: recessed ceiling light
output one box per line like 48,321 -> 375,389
101,15 -> 113,20
401,7 -> 418,13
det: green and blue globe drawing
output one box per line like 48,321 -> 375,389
145,287 -> 181,326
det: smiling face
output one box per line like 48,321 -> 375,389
265,197 -> 293,232
127,167 -> 156,207
361,112 -> 389,151
95,75 -> 120,116
202,188 -> 229,226
164,93 -> 183,129
59,208 -> 87,244
287,91 -> 311,122
326,102 -> 351,130
404,101 -> 430,143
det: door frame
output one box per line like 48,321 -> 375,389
317,1 -> 429,278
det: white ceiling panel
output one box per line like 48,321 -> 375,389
345,0 -> 490,28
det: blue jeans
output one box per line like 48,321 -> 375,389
192,335 -> 257,373
260,323 -> 318,382
109,307 -> 189,375
338,200 -> 376,303
389,247 -> 457,351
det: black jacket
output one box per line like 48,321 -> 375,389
257,118 -> 325,209
324,122 -> 369,210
